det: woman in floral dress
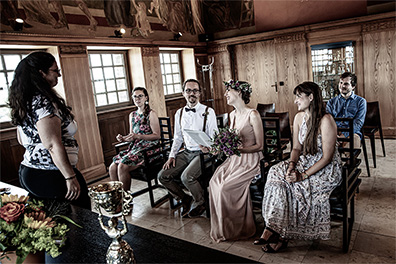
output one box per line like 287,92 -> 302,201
255,81 -> 342,253
109,87 -> 160,191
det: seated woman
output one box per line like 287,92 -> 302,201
209,80 -> 263,242
255,81 -> 342,253
9,51 -> 90,209
109,87 -> 160,191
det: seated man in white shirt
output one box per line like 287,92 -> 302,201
158,79 -> 218,218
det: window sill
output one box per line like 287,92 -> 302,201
97,105 -> 136,116
165,95 -> 184,102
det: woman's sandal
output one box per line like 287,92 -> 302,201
261,238 -> 289,253
253,227 -> 280,245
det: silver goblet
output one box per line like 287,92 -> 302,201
89,181 -> 135,264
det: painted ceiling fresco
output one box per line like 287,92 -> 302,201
0,0 -> 254,38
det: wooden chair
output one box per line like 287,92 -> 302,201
330,117 -> 362,252
216,113 -> 229,129
362,101 -> 386,168
266,112 -> 293,148
114,117 -> 173,208
261,116 -> 291,162
256,103 -> 275,117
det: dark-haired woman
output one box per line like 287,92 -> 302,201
109,87 -> 160,191
255,82 -> 342,253
209,80 -> 263,242
8,51 -> 90,209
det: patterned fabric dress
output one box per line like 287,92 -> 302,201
113,111 -> 159,166
262,116 -> 342,240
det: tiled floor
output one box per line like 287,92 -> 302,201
90,139 -> 396,263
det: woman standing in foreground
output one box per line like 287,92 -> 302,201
9,51 -> 90,208
255,81 -> 342,253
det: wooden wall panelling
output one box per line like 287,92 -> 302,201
165,97 -> 186,134
234,39 -> 278,110
195,54 -> 216,110
97,107 -> 134,167
141,47 -> 167,117
274,33 -> 309,121
362,19 -> 396,137
0,129 -> 25,186
59,45 -> 107,181
208,45 -> 233,115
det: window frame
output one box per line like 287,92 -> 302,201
88,50 -> 133,111
0,49 -> 38,128
159,50 -> 184,99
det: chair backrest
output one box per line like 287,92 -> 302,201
261,116 -> 282,159
256,103 -> 275,117
334,117 -> 361,168
364,101 -> 381,127
159,117 -> 173,141
266,112 -> 292,146
216,113 -> 229,129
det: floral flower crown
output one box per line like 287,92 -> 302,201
223,79 -> 252,94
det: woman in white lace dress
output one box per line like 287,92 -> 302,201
255,81 -> 342,253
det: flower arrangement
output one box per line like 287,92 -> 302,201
224,79 -> 252,94
0,194 -> 79,264
210,127 -> 242,159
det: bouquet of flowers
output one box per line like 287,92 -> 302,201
210,127 -> 242,159
0,194 -> 79,264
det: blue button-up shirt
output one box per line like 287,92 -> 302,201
326,92 -> 367,138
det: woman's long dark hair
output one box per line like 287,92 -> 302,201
293,82 -> 326,155
8,51 -> 73,126
132,87 -> 150,125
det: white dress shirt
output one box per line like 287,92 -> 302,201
169,102 -> 218,158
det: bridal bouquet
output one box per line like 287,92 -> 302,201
0,194 -> 80,264
210,127 -> 241,159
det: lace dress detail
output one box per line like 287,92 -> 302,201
262,115 -> 342,240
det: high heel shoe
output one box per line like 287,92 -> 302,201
253,227 -> 279,245
261,238 -> 289,253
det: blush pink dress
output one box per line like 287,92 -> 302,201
209,109 -> 263,242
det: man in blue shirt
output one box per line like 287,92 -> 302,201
327,72 -> 367,148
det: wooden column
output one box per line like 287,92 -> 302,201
208,44 -> 233,115
362,19 -> 396,137
59,45 -> 107,181
141,47 -> 167,117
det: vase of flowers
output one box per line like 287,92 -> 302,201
0,194 -> 79,264
210,127 -> 242,160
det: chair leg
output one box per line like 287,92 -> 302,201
369,135 -> 376,168
379,127 -> 386,157
361,137 -> 370,177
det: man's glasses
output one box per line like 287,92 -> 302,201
133,94 -> 145,99
185,89 -> 200,94
49,68 -> 61,75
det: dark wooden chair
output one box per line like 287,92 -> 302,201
266,112 -> 293,148
330,117 -> 362,252
216,113 -> 229,129
256,103 -> 275,117
362,101 -> 386,168
261,116 -> 291,162
114,117 -> 173,208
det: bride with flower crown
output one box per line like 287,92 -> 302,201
209,80 -> 264,242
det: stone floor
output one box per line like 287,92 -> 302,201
90,139 -> 396,263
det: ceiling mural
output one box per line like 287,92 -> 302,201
0,0 -> 255,39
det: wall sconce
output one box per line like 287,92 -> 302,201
173,32 -> 182,41
114,28 -> 126,38
12,18 -> 24,31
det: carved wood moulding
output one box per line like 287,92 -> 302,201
141,47 -> 160,57
208,44 -> 230,54
274,32 -> 306,44
59,45 -> 87,55
362,19 -> 396,33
